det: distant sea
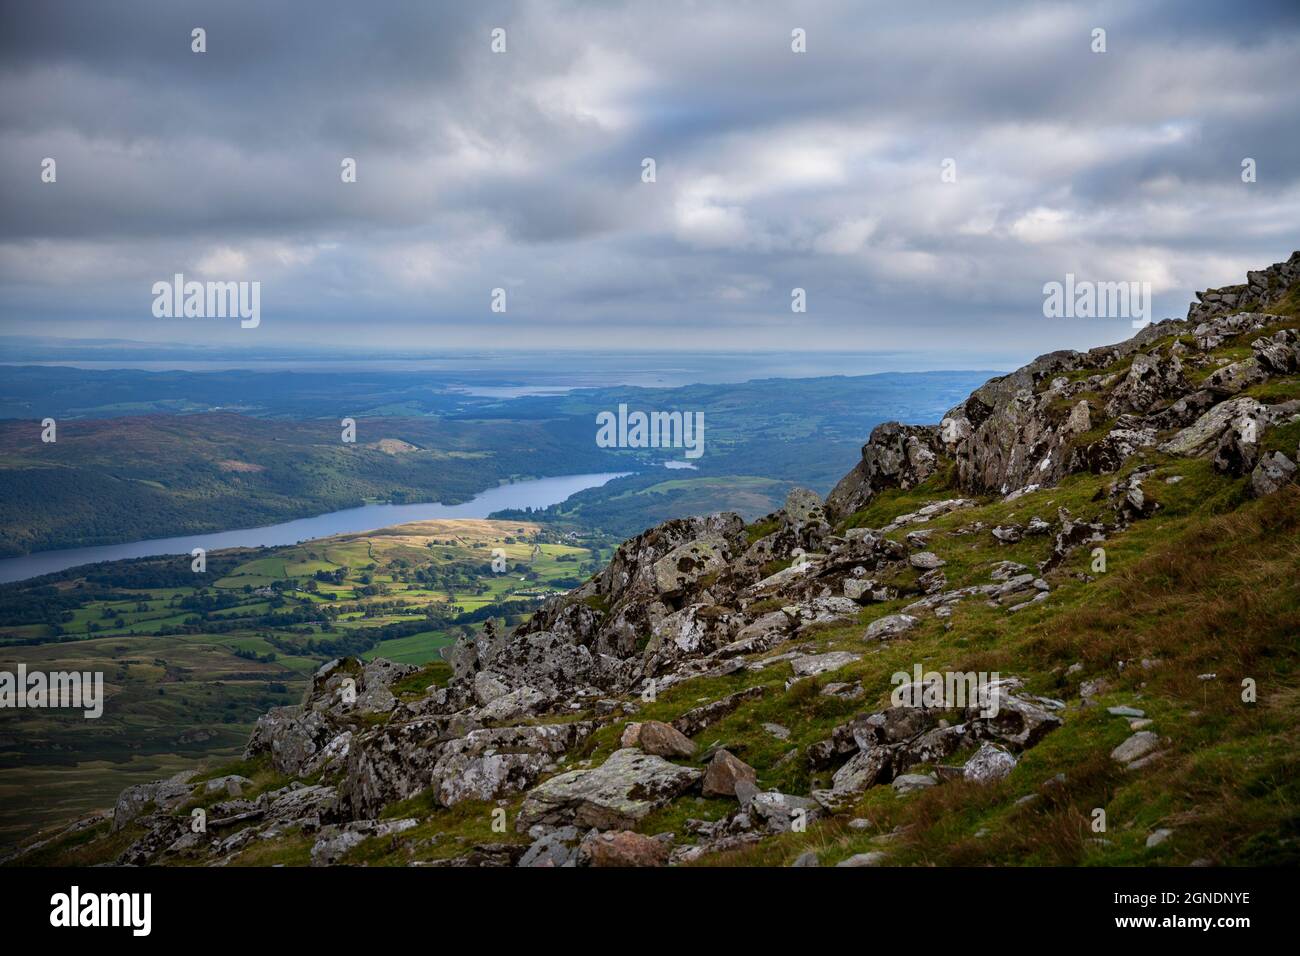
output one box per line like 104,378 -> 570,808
0,349 -> 1021,394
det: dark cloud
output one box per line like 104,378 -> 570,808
0,0 -> 1297,357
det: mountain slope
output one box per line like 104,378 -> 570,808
9,252 -> 1300,868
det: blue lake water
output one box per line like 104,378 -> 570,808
0,472 -> 629,585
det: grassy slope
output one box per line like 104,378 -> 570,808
29,450 -> 1293,868
12,308 -> 1300,867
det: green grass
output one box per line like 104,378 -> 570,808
8,315 -> 1300,866
361,630 -> 455,665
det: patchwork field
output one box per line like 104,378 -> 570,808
0,518 -> 614,847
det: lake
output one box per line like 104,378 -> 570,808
0,471 -> 630,584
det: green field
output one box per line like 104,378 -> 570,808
0,517 -> 615,848
360,630 -> 455,665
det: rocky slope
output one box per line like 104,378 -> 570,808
10,253 -> 1300,868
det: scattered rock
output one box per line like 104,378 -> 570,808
892,773 -> 938,794
203,774 -> 253,798
516,749 -> 702,832
962,742 -> 1017,784
1250,451 -> 1297,497
578,829 -> 670,867
821,680 -> 864,700
621,720 -> 696,759
790,651 -> 862,677
518,826 -> 580,867
310,818 -> 417,866
1107,706 -> 1145,718
762,722 -> 791,741
1111,731 -> 1161,766
1146,828 -> 1174,848
672,687 -> 765,737
865,614 -> 919,641
836,851 -> 888,867
702,749 -> 758,799
749,792 -> 821,833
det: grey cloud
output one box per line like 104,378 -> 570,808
0,0 -> 1297,359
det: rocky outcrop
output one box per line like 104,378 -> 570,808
1106,352 -> 1187,416
827,423 -> 944,519
112,771 -> 198,832
245,657 -> 418,777
807,677 -> 1062,807
1186,252 -> 1300,324
431,723 -> 594,807
91,252 -> 1298,869
825,254 -> 1300,518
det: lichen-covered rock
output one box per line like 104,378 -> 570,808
203,774 -> 254,797
892,773 -> 938,794
653,536 -> 730,597
339,716 -> 447,818
244,707 -> 339,776
1250,451 -> 1297,497
1062,399 -> 1092,436
827,422 -> 944,519
244,655 -> 418,778
518,826 -> 581,867
749,792 -> 821,832
1212,416 -> 1262,477
1111,731 -> 1162,766
1204,358 -> 1268,397
717,612 -> 792,660
647,603 -> 740,658
963,742 -> 1017,784
310,818 -> 417,866
305,656 -> 417,716
516,749 -> 701,831
1187,253 -> 1300,323
112,771 -> 197,832
830,746 -> 892,793
973,685 -> 1063,748
432,723 -> 594,807
1160,397 -> 1264,458
1251,329 -> 1300,374
671,687 -> 765,736
1075,421 -> 1158,474
781,486 -> 831,550
1105,352 -> 1187,415
789,651 -> 861,677
865,613 -> 919,640
264,783 -> 341,825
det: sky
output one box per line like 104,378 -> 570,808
1,0 -> 1298,361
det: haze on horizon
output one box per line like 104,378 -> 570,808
1,0 -> 1298,360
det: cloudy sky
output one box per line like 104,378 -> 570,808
1,0 -> 1298,360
